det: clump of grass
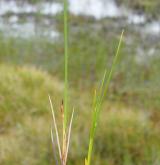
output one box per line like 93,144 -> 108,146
50,0 -> 124,164
49,96 -> 74,165
49,0 -> 75,165
98,110 -> 160,165
85,30 -> 124,165
0,64 -> 63,128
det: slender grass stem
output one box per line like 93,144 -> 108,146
64,0 -> 68,129
92,90 -> 97,109
99,69 -> 107,99
101,30 -> 124,102
87,30 -> 124,165
50,1 -> 73,164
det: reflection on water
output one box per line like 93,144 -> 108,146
0,0 -> 61,39
69,0 -> 121,19
0,0 -> 62,15
145,22 -> 160,35
127,13 -> 146,24
0,19 -> 59,39
69,0 -> 147,25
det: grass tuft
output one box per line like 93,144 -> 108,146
49,0 -> 74,164
49,95 -> 74,165
86,30 -> 124,165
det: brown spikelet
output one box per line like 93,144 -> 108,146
49,96 -> 74,165
61,100 -> 64,120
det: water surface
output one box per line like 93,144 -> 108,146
0,0 -> 159,60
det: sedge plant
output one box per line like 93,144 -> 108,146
49,0 -> 74,165
49,0 -> 124,164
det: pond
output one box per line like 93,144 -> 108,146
0,0 -> 160,60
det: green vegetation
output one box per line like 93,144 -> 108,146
0,65 -> 62,164
0,0 -> 160,164
64,0 -> 69,128
0,64 -> 63,128
0,30 -> 160,110
0,65 -> 159,165
48,1 -> 74,164
86,30 -> 124,165
95,110 -> 160,165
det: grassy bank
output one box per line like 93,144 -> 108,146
0,64 -> 160,165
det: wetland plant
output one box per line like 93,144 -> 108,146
49,0 -> 124,164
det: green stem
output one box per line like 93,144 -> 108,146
64,0 -> 68,129
87,30 -> 124,165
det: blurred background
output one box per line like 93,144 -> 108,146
0,0 -> 160,164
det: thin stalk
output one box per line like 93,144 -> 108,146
94,30 -> 124,121
50,1 -> 72,163
63,2 -> 69,163
92,89 -> 97,109
87,71 -> 107,165
101,30 -> 124,102
99,69 -> 107,99
64,0 -> 68,129
87,30 -> 124,165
